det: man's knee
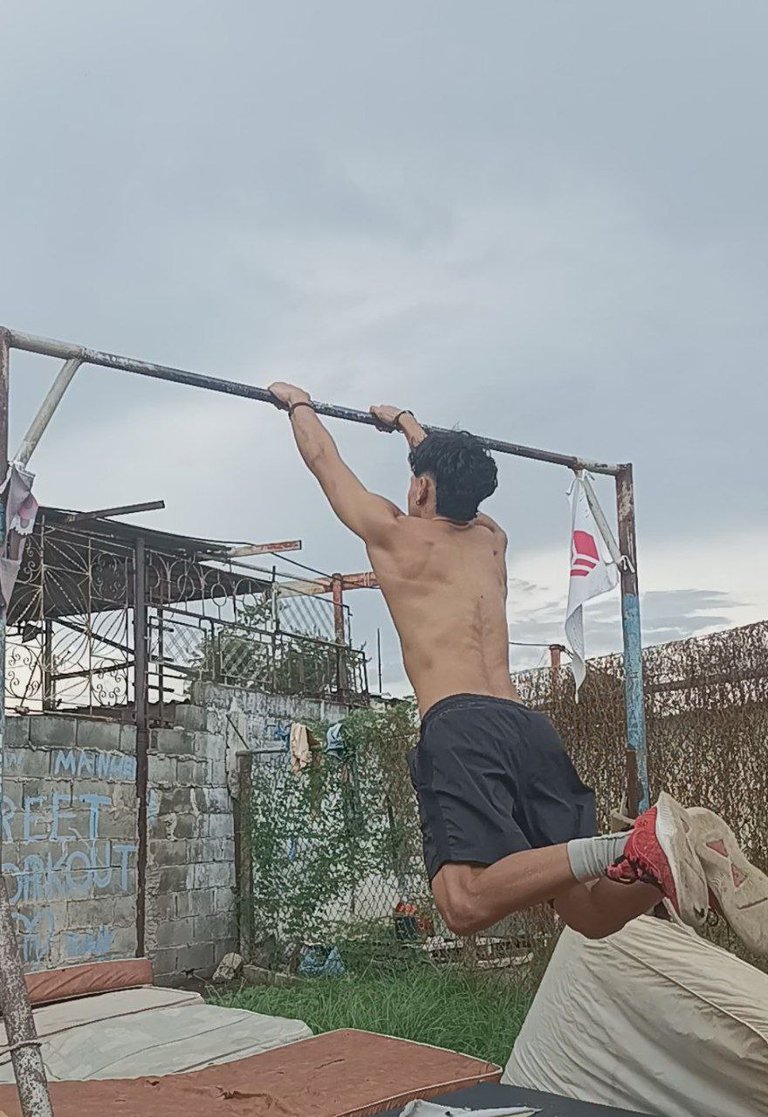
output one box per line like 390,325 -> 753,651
553,893 -> 618,940
569,918 -> 612,940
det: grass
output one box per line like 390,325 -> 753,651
211,966 -> 532,1068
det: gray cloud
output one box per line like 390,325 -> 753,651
507,586 -> 743,673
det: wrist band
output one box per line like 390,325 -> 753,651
288,401 -> 316,418
393,409 -> 414,430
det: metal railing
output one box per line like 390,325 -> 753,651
5,517 -> 368,716
148,604 -> 368,708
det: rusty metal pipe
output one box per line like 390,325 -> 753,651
0,329 -> 54,1116
4,328 -> 622,475
616,464 -> 650,814
15,356 -> 83,468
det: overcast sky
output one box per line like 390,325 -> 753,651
1,1 -> 766,691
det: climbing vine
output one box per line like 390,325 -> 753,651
246,699 -> 426,952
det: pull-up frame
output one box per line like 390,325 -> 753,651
1,325 -> 649,811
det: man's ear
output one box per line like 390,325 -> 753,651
416,476 -> 431,507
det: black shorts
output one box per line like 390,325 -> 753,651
408,694 -> 597,882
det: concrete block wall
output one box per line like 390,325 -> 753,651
191,681 -> 347,754
1,685 -> 349,982
1,716 -> 139,971
145,711 -> 238,982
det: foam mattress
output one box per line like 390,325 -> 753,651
0,985 -> 312,1081
0,1029 -> 501,1117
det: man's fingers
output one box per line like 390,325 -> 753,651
370,406 -> 397,433
269,390 -> 290,410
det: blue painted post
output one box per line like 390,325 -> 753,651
616,464 -> 650,815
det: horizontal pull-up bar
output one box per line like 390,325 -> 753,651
2,327 -> 622,475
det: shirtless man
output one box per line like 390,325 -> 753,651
269,382 -> 768,955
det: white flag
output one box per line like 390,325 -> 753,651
565,474 -> 619,695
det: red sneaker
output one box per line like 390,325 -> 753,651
606,792 -> 709,929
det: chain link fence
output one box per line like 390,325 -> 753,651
514,620 -> 768,967
239,620 -> 768,982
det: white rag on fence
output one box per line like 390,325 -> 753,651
564,473 -> 618,696
399,1102 -> 538,1117
0,461 -> 38,610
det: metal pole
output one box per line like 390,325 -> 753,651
615,464 -> 650,815
134,535 -> 149,958
4,328 -> 621,475
331,575 -> 348,701
331,575 -> 346,645
0,329 -> 54,1116
42,619 -> 54,712
14,356 -> 82,468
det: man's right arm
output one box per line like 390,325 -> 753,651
268,381 -> 401,543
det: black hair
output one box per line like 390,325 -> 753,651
408,431 -> 498,522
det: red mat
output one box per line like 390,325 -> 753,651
0,1029 -> 501,1117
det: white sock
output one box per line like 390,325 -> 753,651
567,832 -> 631,883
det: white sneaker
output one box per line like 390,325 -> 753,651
687,806 -> 768,958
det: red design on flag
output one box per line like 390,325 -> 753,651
571,530 -> 600,578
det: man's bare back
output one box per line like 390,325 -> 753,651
367,514 -> 520,714
265,383 -> 517,715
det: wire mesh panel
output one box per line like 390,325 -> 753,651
277,591 -> 341,641
515,620 -> 768,968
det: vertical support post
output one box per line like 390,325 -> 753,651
0,329 -> 54,1116
157,606 -> 165,723
331,574 -> 345,644
134,535 -> 149,957
615,465 -> 650,815
376,628 -> 383,694
549,644 -> 564,710
234,751 -> 254,960
42,619 -> 54,712
270,567 -> 278,693
331,574 -> 348,700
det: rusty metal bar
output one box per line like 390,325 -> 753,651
14,356 -> 82,468
4,328 -> 622,475
133,534 -> 150,958
63,499 -> 166,524
226,539 -> 302,558
616,464 -> 650,815
0,329 -> 54,1116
